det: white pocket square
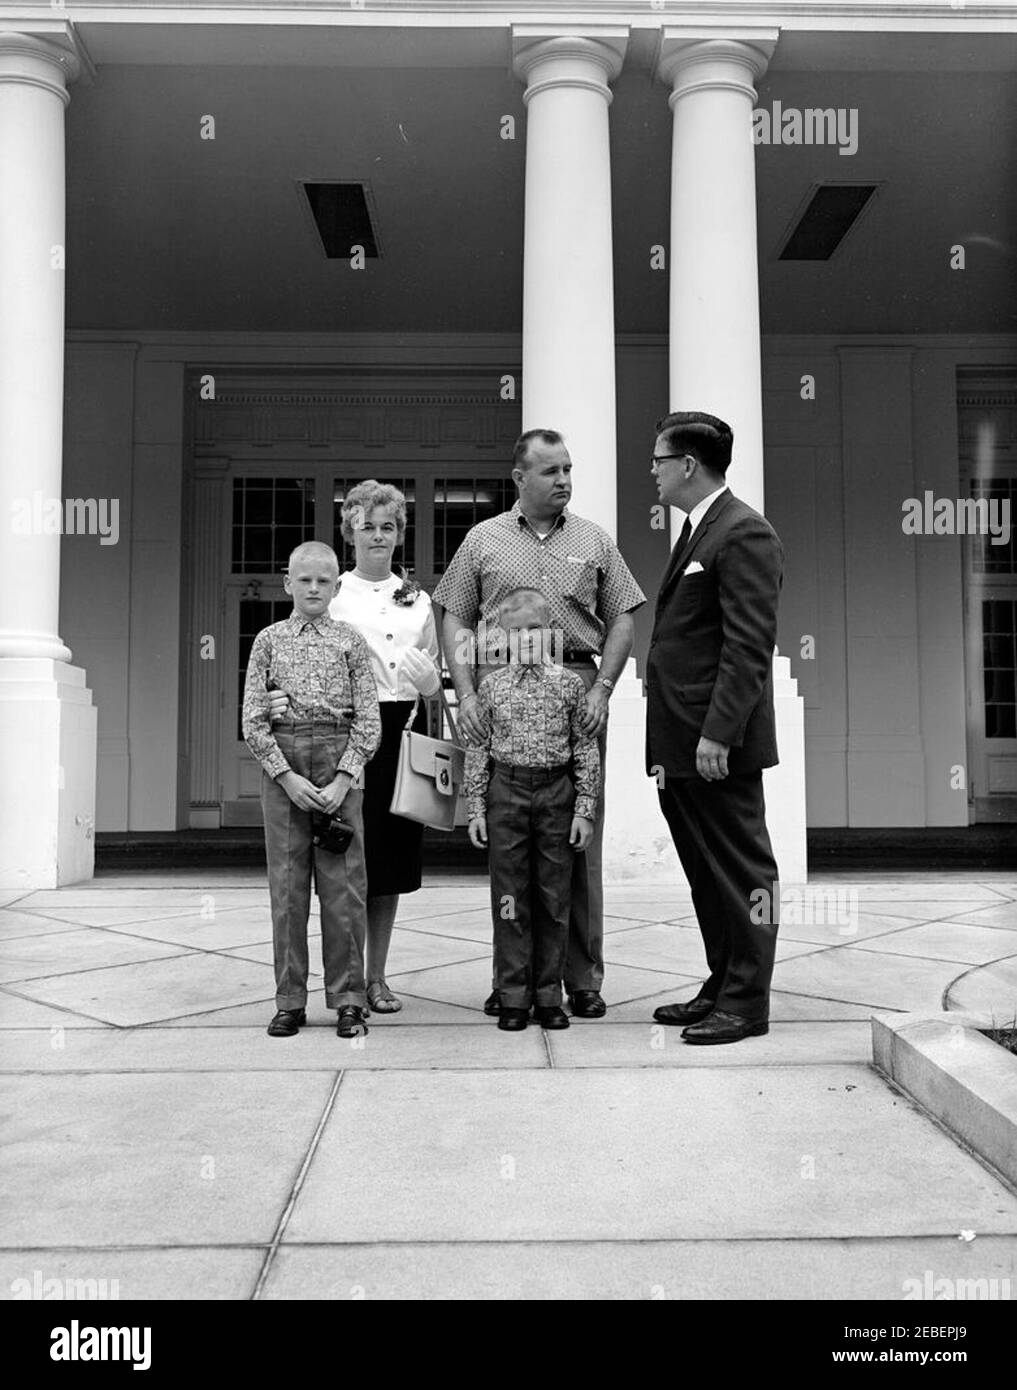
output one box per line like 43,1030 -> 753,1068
684,560 -> 705,575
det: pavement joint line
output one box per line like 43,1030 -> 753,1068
2,1059 -> 883,1077
0,985 -> 138,1030
7,1231 -> 1017,1253
943,959 -> 1017,1013
250,1069 -> 346,1302
0,947 -> 196,987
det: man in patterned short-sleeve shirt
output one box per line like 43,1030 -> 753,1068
432,428 -> 646,1018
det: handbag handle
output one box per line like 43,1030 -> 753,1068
402,674 -> 465,748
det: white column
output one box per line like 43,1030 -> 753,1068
0,33 -> 96,889
658,32 -> 807,885
659,35 -> 776,517
513,31 -> 626,535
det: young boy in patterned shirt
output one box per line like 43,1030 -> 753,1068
465,589 -> 600,1032
242,542 -> 381,1039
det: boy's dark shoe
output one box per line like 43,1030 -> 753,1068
267,1008 -> 306,1038
534,1005 -> 570,1030
568,990 -> 606,1018
653,996 -> 715,1026
483,991 -> 501,1016
336,1005 -> 369,1038
497,1008 -> 529,1032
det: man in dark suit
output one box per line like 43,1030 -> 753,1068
646,411 -> 783,1045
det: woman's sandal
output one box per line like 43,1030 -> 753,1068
367,981 -> 402,1014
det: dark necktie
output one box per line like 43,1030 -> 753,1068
677,516 -> 693,554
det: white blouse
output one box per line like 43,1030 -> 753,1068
329,570 -> 440,702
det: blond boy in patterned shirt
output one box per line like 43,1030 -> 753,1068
242,542 -> 381,1039
465,589 -> 601,1032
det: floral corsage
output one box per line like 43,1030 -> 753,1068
391,568 -> 422,607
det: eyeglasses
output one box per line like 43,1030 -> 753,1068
651,454 -> 689,466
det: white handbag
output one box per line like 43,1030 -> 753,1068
389,685 -> 466,831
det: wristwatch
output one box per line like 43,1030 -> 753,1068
594,676 -> 614,694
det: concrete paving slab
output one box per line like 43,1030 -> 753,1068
0,909 -> 88,941
0,989 -> 113,1029
847,884 -> 1007,902
947,957 -> 1017,1019
20,888 -> 267,908
772,948 -> 965,1012
948,902 -> 1017,930
394,894 -> 489,923
840,900 -> 995,923
287,1067 -> 1017,1245
0,1072 -> 335,1247
262,1234 -> 1017,1300
11,953 -> 279,1027
0,1248 -> 263,1301
603,921 -> 822,977
394,909 -> 493,942
853,921 -> 1017,965
777,912 -> 920,947
594,897 -> 694,923
0,1025 -> 547,1073
0,929 -> 189,984
545,1022 -> 872,1067
14,904 -> 236,928
98,910 -> 280,951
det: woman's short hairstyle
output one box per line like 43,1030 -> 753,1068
339,479 -> 408,545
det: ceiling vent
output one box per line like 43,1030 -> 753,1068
300,182 -> 380,259
778,183 -> 878,260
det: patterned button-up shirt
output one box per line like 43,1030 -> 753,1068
462,662 -> 601,821
242,611 -> 381,781
432,501 -> 646,657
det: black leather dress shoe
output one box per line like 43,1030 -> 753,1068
483,991 -> 501,1016
497,1007 -> 529,1032
568,990 -> 606,1018
336,1005 -> 369,1038
653,997 -> 715,1026
267,1008 -> 306,1038
681,1010 -> 768,1045
534,1005 -> 570,1030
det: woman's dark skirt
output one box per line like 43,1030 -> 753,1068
363,699 -> 428,896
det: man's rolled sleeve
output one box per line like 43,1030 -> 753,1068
242,630 -> 291,780
597,537 -> 647,625
431,529 -> 481,626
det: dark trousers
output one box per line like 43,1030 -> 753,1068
479,660 -> 605,994
486,762 -> 575,1009
657,772 -> 779,1020
261,721 -> 368,1011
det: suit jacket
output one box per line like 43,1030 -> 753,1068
646,490 -> 783,778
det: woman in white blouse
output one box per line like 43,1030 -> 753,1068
329,480 -> 441,1013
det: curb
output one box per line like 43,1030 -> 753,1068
872,1011 -> 1017,1188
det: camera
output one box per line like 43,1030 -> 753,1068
311,813 -> 354,855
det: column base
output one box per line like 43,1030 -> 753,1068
765,654 -> 808,887
0,658 -> 97,890
603,659 -> 679,883
602,655 -> 809,885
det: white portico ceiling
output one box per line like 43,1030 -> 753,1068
60,24 -> 1016,336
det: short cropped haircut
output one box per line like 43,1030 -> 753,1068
339,479 -> 408,545
654,411 -> 734,475
287,541 -> 339,573
513,428 -> 565,472
499,586 -> 550,626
